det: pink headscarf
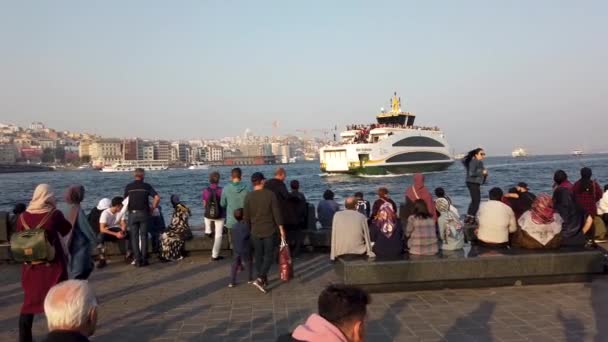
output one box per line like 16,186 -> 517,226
406,173 -> 436,220
531,194 -> 555,224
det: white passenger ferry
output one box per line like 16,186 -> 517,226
319,92 -> 453,175
101,160 -> 169,173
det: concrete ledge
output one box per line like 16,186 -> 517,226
0,229 -> 332,260
336,247 -> 608,292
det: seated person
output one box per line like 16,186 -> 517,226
8,203 -> 26,236
476,187 -> 517,247
436,198 -> 464,250
553,186 -> 593,247
502,183 -> 536,220
87,198 -> 110,235
513,194 -> 562,249
354,192 -> 370,219
278,284 -> 370,342
370,187 -> 397,220
370,190 -> 403,259
97,196 -> 130,268
318,190 -> 340,230
434,187 -> 458,214
405,199 -> 439,256
596,185 -> 608,240
330,197 -> 374,261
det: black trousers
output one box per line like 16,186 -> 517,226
19,314 -> 34,342
467,182 -> 481,216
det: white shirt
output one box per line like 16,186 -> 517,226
100,208 -> 125,228
477,200 -> 517,244
597,190 -> 608,215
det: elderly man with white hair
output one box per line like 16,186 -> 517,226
43,280 -> 98,342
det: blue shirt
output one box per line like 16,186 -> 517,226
231,222 -> 251,256
317,200 -> 340,229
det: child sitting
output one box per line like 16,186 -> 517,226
229,208 -> 253,287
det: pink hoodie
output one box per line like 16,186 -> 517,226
291,314 -> 348,342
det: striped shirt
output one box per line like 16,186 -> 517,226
406,216 -> 439,256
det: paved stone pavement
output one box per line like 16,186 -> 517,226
1,252 -> 608,342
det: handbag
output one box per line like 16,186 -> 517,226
278,238 -> 293,282
10,211 -> 56,264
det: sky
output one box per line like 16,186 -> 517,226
0,0 -> 606,155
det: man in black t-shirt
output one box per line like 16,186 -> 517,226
124,168 -> 160,267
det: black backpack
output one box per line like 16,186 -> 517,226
205,188 -> 221,219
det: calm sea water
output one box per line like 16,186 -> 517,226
1,155 -> 608,226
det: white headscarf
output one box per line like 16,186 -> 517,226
27,184 -> 57,214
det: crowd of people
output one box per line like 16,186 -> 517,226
10,166 -> 313,341
329,148 -> 608,261
9,151 -> 608,341
344,123 -> 441,144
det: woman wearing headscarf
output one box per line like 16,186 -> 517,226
369,188 -> 403,259
436,198 -> 464,250
15,184 -> 72,342
553,186 -> 593,247
60,185 -> 97,280
159,195 -> 193,262
553,169 -> 573,190
572,167 -> 602,217
513,194 -> 562,249
405,173 -> 437,221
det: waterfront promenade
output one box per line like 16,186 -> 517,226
1,252 -> 607,342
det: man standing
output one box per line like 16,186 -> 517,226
330,197 -> 374,261
124,168 -> 160,267
220,168 -> 249,252
43,280 -> 98,342
243,172 -> 286,293
285,180 -> 307,257
264,167 -> 289,210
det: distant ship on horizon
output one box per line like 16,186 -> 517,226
572,149 -> 584,156
511,147 -> 528,158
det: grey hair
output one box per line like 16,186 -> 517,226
44,280 -> 97,331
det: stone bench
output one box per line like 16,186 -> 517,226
335,246 -> 608,292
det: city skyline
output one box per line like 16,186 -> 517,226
1,1 -> 607,154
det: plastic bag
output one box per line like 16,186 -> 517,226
279,238 -> 293,282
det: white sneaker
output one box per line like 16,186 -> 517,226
251,279 -> 267,294
131,260 -> 136,265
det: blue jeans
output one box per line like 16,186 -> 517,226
129,211 -> 150,263
252,234 -> 276,281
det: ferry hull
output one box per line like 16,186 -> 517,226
321,161 -> 453,176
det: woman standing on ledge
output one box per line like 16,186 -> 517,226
463,148 -> 488,224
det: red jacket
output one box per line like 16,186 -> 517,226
16,210 -> 71,314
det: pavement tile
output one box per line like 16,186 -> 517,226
1,253 -> 608,341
